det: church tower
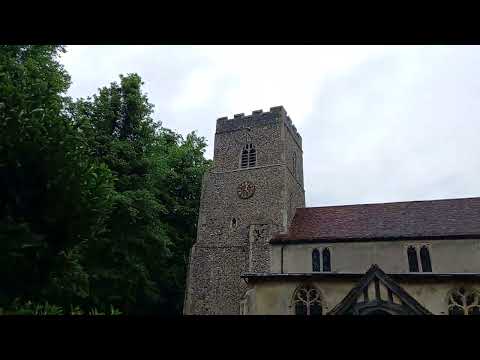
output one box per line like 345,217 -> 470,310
184,106 -> 305,315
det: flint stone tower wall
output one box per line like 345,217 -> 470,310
183,106 -> 305,315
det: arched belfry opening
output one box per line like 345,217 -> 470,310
240,143 -> 256,168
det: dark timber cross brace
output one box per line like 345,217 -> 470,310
327,264 -> 432,315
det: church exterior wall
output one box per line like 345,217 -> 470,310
184,107 -> 305,314
282,112 -> 305,225
185,165 -> 288,314
271,238 -> 480,274
184,105 -> 480,316
197,166 -> 287,247
214,121 -> 283,172
244,278 -> 480,315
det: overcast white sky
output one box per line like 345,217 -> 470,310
60,45 -> 480,207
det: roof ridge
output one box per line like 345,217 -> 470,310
299,196 -> 480,210
277,196 -> 480,243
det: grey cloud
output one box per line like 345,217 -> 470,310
62,46 -> 480,208
303,46 -> 480,206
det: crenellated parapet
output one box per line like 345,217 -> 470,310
216,106 -> 302,146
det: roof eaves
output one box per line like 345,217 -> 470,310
270,234 -> 480,244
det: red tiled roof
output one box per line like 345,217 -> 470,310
271,197 -> 480,243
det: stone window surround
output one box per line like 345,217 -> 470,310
404,243 -> 433,273
239,143 -> 256,169
446,287 -> 480,315
289,283 -> 326,315
230,217 -> 238,230
311,246 -> 333,273
312,248 -> 321,272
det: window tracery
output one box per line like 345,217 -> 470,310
293,285 -> 323,315
448,288 -> 480,315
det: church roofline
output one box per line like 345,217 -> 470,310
271,196 -> 480,243
298,196 -> 480,209
270,234 -> 480,244
241,271 -> 480,283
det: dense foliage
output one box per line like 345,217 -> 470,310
0,45 -> 211,315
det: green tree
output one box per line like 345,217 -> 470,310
149,129 -> 211,314
0,45 -> 115,309
73,74 -> 211,314
72,74 -> 170,313
0,46 -> 210,315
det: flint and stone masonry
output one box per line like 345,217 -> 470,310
183,106 -> 305,315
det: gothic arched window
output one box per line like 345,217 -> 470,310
312,249 -> 320,272
420,246 -> 432,272
293,285 -> 323,316
322,248 -> 331,272
407,246 -> 419,272
448,288 -> 480,315
240,144 -> 256,168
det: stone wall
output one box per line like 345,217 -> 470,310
271,238 -> 480,274
184,106 -> 305,314
245,277 -> 480,315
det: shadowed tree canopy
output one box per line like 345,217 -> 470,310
0,45 -> 211,315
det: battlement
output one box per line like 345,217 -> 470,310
216,106 -> 302,145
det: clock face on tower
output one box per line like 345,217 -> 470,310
237,181 -> 255,199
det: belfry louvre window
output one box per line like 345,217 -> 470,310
241,144 -> 256,168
